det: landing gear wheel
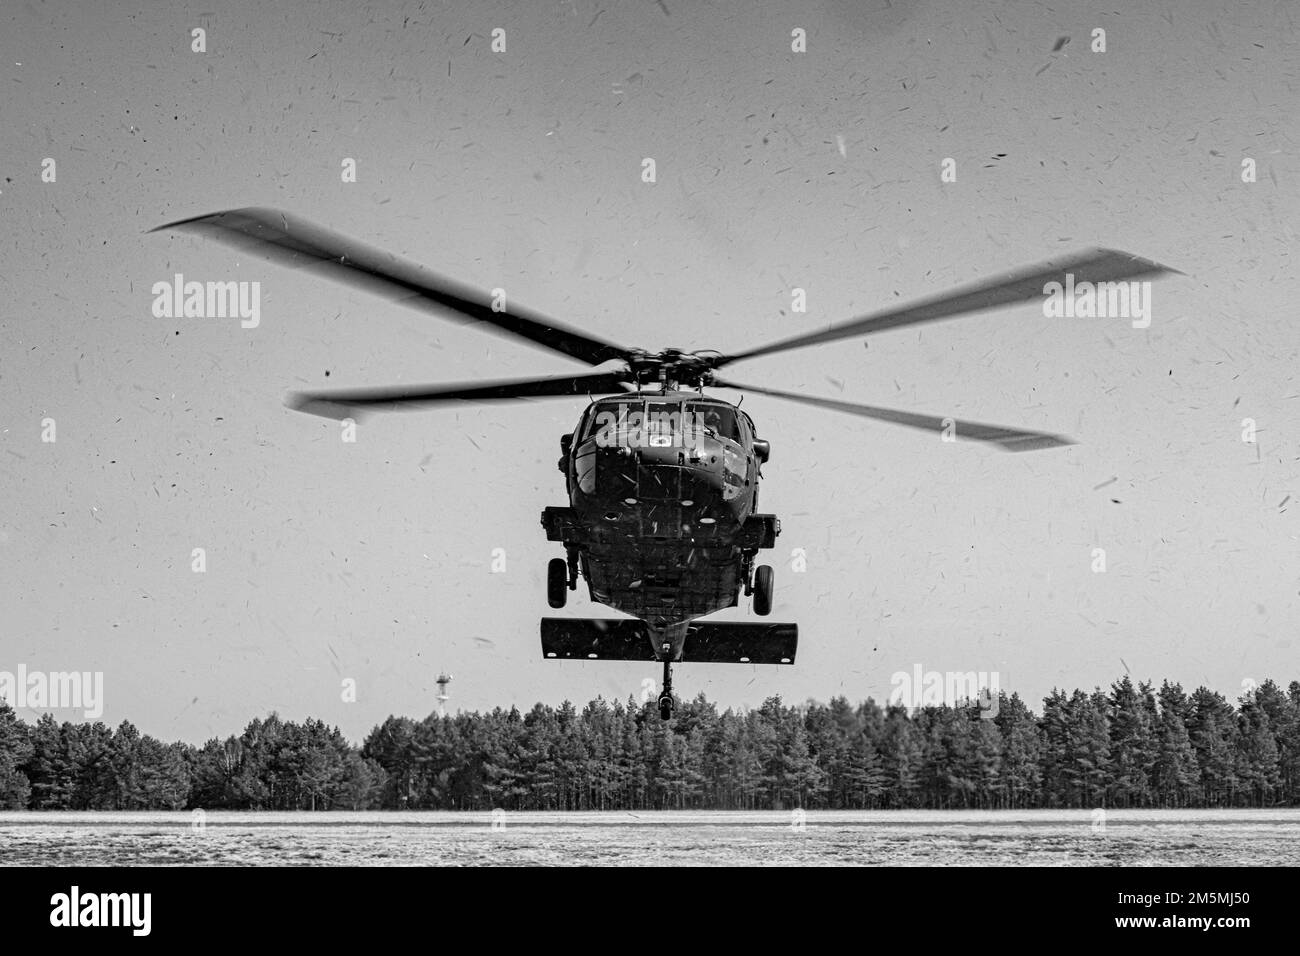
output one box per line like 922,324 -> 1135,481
658,692 -> 674,720
753,564 -> 774,616
658,659 -> 674,719
546,557 -> 568,608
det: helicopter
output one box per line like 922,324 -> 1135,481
154,208 -> 1175,719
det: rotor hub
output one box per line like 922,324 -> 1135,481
625,348 -> 722,388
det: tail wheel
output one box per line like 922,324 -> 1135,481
546,557 -> 568,608
753,564 -> 774,616
658,692 -> 674,720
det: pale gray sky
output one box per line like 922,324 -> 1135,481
2,0 -> 1297,742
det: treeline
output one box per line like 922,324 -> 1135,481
0,713 -> 384,812
1,676 -> 1298,811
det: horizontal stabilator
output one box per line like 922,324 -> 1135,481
541,618 -> 797,664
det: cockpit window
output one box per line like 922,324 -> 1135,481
577,405 -> 596,440
643,403 -> 680,446
688,403 -> 741,441
580,400 -> 743,447
581,402 -> 632,442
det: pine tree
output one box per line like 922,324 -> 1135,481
1037,689 -> 1070,807
108,720 -> 145,810
881,703 -> 924,808
188,737 -> 239,808
1286,683 -> 1300,803
1152,681 -> 1199,807
1108,677 -> 1154,807
521,703 -> 561,810
652,723 -> 692,808
481,707 -> 528,809
24,713 -> 72,809
1188,688 -> 1238,806
682,694 -> 724,808
802,701 -> 847,808
995,693 -> 1042,809
0,702 -> 32,809
619,698 -> 649,809
843,729 -> 888,809
751,698 -> 785,808
1059,690 -> 1111,808
1254,680 -> 1299,804
136,737 -> 190,809
968,707 -> 1004,809
781,717 -> 823,808
361,715 -> 418,808
1235,694 -> 1283,806
333,751 -> 384,810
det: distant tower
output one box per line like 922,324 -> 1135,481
436,672 -> 453,718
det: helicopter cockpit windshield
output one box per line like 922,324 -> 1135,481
581,400 -> 741,447
645,402 -> 744,446
688,403 -> 740,442
573,399 -> 749,497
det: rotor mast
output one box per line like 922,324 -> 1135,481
627,348 -> 719,391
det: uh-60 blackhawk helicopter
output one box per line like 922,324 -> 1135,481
155,208 -> 1174,718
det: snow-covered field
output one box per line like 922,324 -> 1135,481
1,810 -> 1297,866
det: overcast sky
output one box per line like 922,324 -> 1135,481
2,0 -> 1297,743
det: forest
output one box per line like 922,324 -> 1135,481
0,676 -> 1297,811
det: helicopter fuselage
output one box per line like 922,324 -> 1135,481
541,389 -> 780,660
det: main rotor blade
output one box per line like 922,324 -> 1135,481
152,207 -> 629,366
288,370 -> 631,420
717,248 -> 1179,366
712,379 -> 1073,452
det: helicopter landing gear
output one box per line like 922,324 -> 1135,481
565,547 -> 579,590
753,564 -> 774,616
547,557 -> 568,608
658,692 -> 673,720
658,659 -> 674,720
